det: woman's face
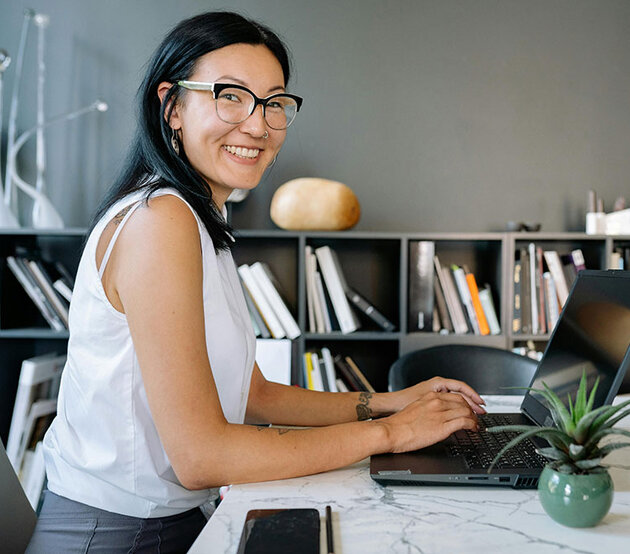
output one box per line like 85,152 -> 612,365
161,43 -> 287,207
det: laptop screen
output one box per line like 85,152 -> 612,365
521,270 -> 630,426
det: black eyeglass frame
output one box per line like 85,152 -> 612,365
176,80 -> 303,130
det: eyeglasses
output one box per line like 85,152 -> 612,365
177,81 -> 303,130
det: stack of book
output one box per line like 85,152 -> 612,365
6,353 -> 66,510
238,262 -> 300,340
512,244 -> 585,335
5,253 -> 74,331
301,347 -> 375,392
304,245 -> 396,334
408,241 -> 500,335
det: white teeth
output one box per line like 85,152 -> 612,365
223,145 -> 260,159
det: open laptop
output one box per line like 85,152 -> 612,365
371,270 -> 630,489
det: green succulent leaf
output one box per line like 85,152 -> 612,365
542,382 -> 574,433
573,404 -> 619,443
568,443 -> 586,459
591,400 -> 630,434
574,459 -> 603,470
536,447 -> 568,461
597,406 -> 630,432
487,427 -> 568,473
597,442 -> 630,457
585,428 -> 630,450
574,371 -> 589,421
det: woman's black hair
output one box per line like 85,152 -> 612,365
90,11 -> 292,251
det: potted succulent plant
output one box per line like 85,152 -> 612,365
488,372 -> 630,527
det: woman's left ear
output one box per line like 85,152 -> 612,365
157,81 -> 181,129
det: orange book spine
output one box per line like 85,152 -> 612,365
465,273 -> 490,336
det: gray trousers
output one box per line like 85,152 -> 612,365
26,490 -> 207,554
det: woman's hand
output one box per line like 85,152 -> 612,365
392,376 -> 486,416
380,389 -> 480,453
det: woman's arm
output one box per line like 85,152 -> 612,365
245,364 -> 485,426
110,196 -> 480,490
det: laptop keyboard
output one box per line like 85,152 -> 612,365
449,414 -> 547,470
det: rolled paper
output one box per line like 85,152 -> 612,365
270,177 -> 360,231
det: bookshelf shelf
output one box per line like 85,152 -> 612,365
0,329 -> 70,339
1,228 -> 618,442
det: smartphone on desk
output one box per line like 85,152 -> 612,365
236,508 -> 320,554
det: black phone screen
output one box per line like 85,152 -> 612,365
236,508 -> 320,554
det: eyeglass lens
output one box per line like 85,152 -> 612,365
215,87 -> 298,129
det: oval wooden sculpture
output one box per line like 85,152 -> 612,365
270,178 -> 361,231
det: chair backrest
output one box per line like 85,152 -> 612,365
388,344 -> 539,394
0,439 -> 37,553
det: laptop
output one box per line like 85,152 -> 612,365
371,270 -> 630,489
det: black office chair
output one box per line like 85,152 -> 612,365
388,344 -> 539,395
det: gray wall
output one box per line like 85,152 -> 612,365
1,0 -> 629,232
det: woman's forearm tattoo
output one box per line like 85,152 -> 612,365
356,392 -> 373,421
254,426 -> 293,435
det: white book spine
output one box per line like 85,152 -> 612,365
335,378 -> 349,392
452,266 -> 481,334
304,246 -> 316,332
27,260 -> 69,327
309,352 -> 325,392
543,251 -> 569,307
53,279 -> 73,302
478,287 -> 501,335
6,256 -> 64,331
314,271 -> 332,332
543,272 -> 560,330
321,347 -> 338,393
24,441 -> 46,509
310,254 -> 326,333
439,261 -> 469,334
237,265 -> 286,339
250,262 -> 300,340
314,246 -> 358,334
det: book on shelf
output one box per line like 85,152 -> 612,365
516,245 -> 589,335
6,352 -> 65,509
332,354 -> 364,391
433,256 -> 468,334
477,286 -> 501,335
240,279 -> 271,338
408,241 -> 434,331
344,356 -> 375,393
451,264 -> 481,335
320,347 -> 338,392
433,273 -> 454,333
345,287 -> 396,332
26,259 -> 70,328
519,248 -> 532,334
543,251 -> 569,307
309,352 -> 325,391
464,266 -> 490,336
6,256 -> 66,331
314,246 -> 360,334
249,262 -> 300,340
304,245 -> 317,333
314,271 -> 333,333
237,264 -> 286,339
7,353 -> 66,470
543,272 -> 560,330
512,259 -> 522,334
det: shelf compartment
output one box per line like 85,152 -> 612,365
304,338 -> 399,392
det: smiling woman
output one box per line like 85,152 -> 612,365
25,11 -> 484,554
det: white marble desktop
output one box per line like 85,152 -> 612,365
188,396 -> 630,554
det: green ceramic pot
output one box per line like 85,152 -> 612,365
538,466 -> 614,527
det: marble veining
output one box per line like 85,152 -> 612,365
188,396 -> 630,554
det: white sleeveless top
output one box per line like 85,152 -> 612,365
43,187 -> 256,518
